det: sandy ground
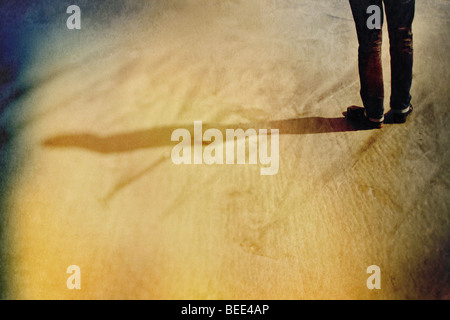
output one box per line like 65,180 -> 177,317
0,0 -> 449,300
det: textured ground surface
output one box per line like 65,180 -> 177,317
0,0 -> 449,299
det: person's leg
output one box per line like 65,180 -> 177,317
384,0 -> 415,119
349,0 -> 385,122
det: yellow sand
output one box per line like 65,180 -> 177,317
2,0 -> 449,299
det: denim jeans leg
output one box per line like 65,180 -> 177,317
384,0 -> 415,112
349,0 -> 385,120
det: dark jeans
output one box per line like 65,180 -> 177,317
349,0 -> 415,120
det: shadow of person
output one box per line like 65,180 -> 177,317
42,117 -> 357,154
42,116 -> 361,202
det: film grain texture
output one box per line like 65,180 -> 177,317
0,0 -> 449,300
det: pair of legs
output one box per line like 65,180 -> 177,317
348,0 -> 415,124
